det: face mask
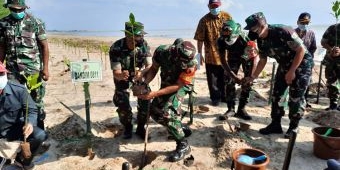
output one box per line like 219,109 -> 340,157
225,34 -> 238,45
298,24 -> 308,31
0,74 -> 8,90
210,7 -> 221,16
11,11 -> 25,20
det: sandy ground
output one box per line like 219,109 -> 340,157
2,34 -> 340,170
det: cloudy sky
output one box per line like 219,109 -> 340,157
26,0 -> 335,31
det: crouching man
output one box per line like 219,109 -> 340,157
0,62 -> 47,170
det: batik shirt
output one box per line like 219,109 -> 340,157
257,24 -> 313,69
194,12 -> 232,65
0,13 -> 47,75
295,28 -> 317,57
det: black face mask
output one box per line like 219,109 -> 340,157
135,39 -> 144,47
248,31 -> 259,41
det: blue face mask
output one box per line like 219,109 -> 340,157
11,11 -> 25,20
298,24 -> 308,31
210,7 -> 221,16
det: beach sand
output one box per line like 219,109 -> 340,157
3,34 -> 339,170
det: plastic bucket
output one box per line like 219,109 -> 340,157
232,148 -> 270,170
311,127 -> 340,160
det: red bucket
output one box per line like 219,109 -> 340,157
232,148 -> 270,170
311,127 -> 340,160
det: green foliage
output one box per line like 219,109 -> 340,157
332,0 -> 340,20
0,0 -> 10,19
24,73 -> 43,92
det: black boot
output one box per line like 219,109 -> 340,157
259,120 -> 283,135
37,109 -> 46,130
123,124 -> 133,139
234,108 -> 252,120
284,120 -> 299,139
325,101 -> 337,111
218,107 -> 235,120
168,140 -> 191,162
135,123 -> 148,140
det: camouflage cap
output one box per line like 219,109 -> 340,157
222,19 -> 241,35
176,41 -> 196,69
5,0 -> 27,9
244,12 -> 266,30
124,22 -> 147,36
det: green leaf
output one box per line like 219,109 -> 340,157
24,73 -> 43,91
129,13 -> 135,24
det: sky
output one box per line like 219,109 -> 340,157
25,0 -> 336,31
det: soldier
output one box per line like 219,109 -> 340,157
321,23 -> 340,111
137,40 -> 197,162
0,0 -> 50,130
243,12 -> 313,138
109,21 -> 152,139
217,19 -> 259,121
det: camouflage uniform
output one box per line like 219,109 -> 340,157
257,24 -> 313,128
244,12 -> 314,138
150,44 -> 196,141
217,32 -> 255,117
147,41 -> 197,162
0,5 -> 47,129
321,24 -> 340,109
109,37 -> 152,136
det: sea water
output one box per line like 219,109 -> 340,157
47,25 -> 329,61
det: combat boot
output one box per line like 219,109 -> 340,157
284,120 -> 299,139
168,140 -> 191,162
135,123 -> 149,140
259,120 -> 283,135
218,107 -> 235,120
123,124 -> 133,139
234,108 -> 252,120
325,101 -> 337,111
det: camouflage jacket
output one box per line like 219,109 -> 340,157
0,13 -> 47,74
257,24 -> 313,69
153,44 -> 197,88
321,24 -> 340,60
217,33 -> 250,61
109,38 -> 152,86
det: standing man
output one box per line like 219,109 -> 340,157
243,12 -> 313,138
110,21 -> 152,139
137,41 -> 197,162
217,19 -> 259,120
0,0 -> 50,130
0,62 -> 47,170
194,0 -> 232,106
321,23 -> 340,111
295,12 -> 317,108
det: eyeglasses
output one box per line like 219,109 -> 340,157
9,8 -> 25,13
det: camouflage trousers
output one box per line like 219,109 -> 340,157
113,88 -> 150,127
271,64 -> 312,121
323,57 -> 340,104
225,59 -> 254,109
149,84 -> 193,141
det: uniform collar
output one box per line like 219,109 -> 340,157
2,84 -> 13,96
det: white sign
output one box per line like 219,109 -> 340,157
70,61 -> 103,82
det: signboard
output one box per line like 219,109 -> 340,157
70,60 -> 102,82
